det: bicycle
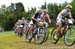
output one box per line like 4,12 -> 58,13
42,23 -> 50,43
25,20 -> 48,44
34,21 -> 46,44
17,25 -> 24,37
25,24 -> 35,43
50,19 -> 75,46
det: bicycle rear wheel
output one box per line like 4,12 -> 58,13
64,27 -> 75,46
50,28 -> 59,44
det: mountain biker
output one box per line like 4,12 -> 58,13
28,9 -> 44,33
14,17 -> 27,34
20,17 -> 28,35
55,4 -> 74,40
31,9 -> 44,24
27,9 -> 51,39
14,19 -> 21,33
27,9 -> 44,39
14,17 -> 27,29
43,9 -> 51,27
15,20 -> 21,28
32,9 -> 51,26
20,17 -> 27,28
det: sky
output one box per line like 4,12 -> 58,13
0,0 -> 73,11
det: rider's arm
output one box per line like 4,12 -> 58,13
31,15 -> 37,21
46,14 -> 51,23
31,15 -> 34,19
61,9 -> 66,18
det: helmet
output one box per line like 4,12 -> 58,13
65,4 -> 72,9
38,9 -> 44,14
43,9 -> 48,14
35,9 -> 43,14
44,9 -> 48,12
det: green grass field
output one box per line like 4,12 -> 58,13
0,31 -> 75,49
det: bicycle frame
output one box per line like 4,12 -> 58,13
59,19 -> 73,38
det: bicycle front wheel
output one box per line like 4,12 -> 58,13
64,27 -> 75,46
18,27 -> 23,37
25,28 -> 32,43
34,27 -> 46,44
43,28 -> 49,42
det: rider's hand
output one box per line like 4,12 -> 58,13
49,21 -> 51,25
65,18 -> 67,20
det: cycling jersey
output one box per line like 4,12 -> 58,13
32,12 -> 43,24
57,9 -> 72,24
29,12 -> 43,27
21,20 -> 26,28
34,13 -> 43,20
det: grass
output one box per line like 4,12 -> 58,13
0,30 -> 75,49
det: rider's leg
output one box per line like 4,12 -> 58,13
54,22 -> 62,39
23,26 -> 27,35
29,25 -> 33,35
61,25 -> 67,37
56,17 -> 63,35
56,22 -> 62,34
28,24 -> 34,36
16,26 -> 19,33
28,20 -> 33,36
27,23 -> 33,39
44,22 -> 48,28
61,19 -> 68,37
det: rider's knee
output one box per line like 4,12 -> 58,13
58,23 -> 62,28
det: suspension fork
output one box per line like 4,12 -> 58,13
37,27 -> 40,36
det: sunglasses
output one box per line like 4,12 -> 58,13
69,8 -> 71,9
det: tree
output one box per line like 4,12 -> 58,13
41,1 -> 47,9
15,2 -> 25,19
70,0 -> 75,19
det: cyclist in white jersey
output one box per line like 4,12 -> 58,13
55,4 -> 74,39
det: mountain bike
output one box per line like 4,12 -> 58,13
50,19 -> 75,46
34,21 -> 47,44
26,20 -> 48,44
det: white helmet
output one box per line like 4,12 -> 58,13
65,4 -> 72,9
44,9 -> 48,12
39,9 -> 44,12
37,9 -> 44,14
43,9 -> 48,14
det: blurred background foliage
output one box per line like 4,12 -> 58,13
0,0 -> 75,30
